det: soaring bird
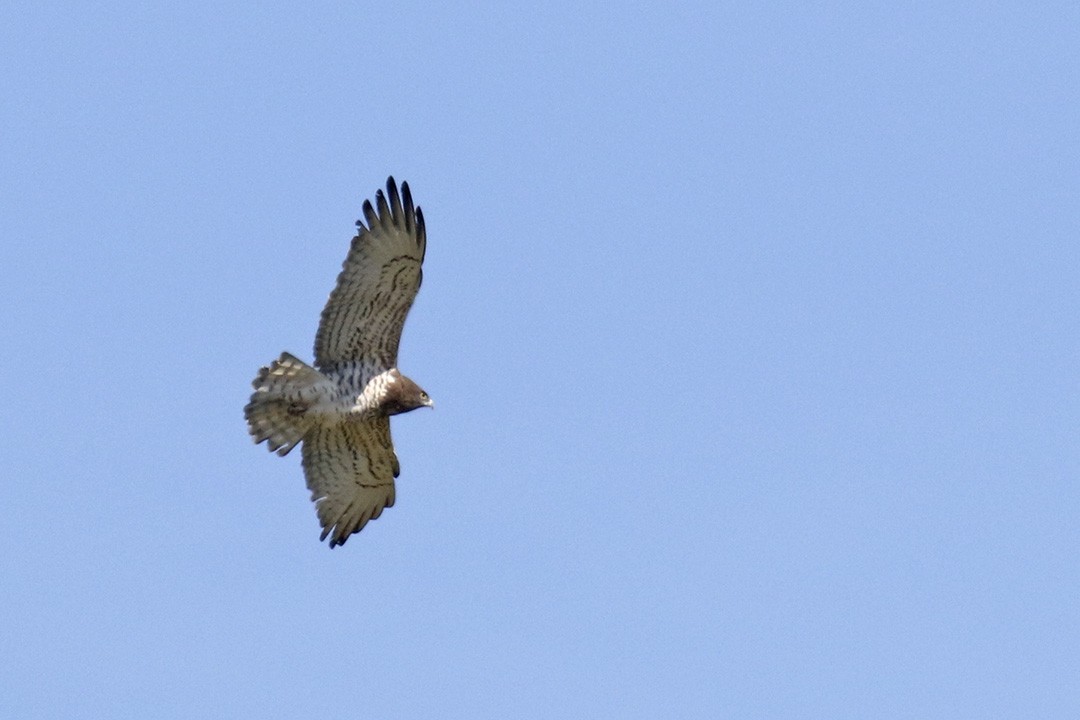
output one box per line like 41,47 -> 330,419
245,177 -> 432,547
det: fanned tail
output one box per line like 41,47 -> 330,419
244,352 -> 330,456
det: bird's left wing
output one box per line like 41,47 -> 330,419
301,417 -> 400,548
313,177 -> 426,373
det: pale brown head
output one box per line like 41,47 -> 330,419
380,370 -> 434,416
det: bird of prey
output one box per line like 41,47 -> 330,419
245,177 -> 433,547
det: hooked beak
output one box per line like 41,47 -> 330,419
423,397 -> 435,409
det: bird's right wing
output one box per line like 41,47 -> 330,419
313,177 -> 426,373
301,417 -> 400,548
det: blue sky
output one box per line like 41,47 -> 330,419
2,2 -> 1078,717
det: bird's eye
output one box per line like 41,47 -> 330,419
420,392 -> 428,400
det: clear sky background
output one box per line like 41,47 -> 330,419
2,2 -> 1078,717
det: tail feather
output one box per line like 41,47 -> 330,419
245,352 -> 330,456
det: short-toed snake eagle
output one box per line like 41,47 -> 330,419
245,177 -> 432,547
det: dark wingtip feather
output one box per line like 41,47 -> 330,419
415,206 -> 426,250
375,189 -> 391,225
401,181 -> 415,233
386,177 -> 404,225
362,199 -> 378,228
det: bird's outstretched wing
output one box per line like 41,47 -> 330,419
301,417 -> 400,547
314,177 -> 426,372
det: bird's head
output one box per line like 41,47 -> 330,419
381,371 -> 434,415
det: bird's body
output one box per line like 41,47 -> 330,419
245,177 -> 432,547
